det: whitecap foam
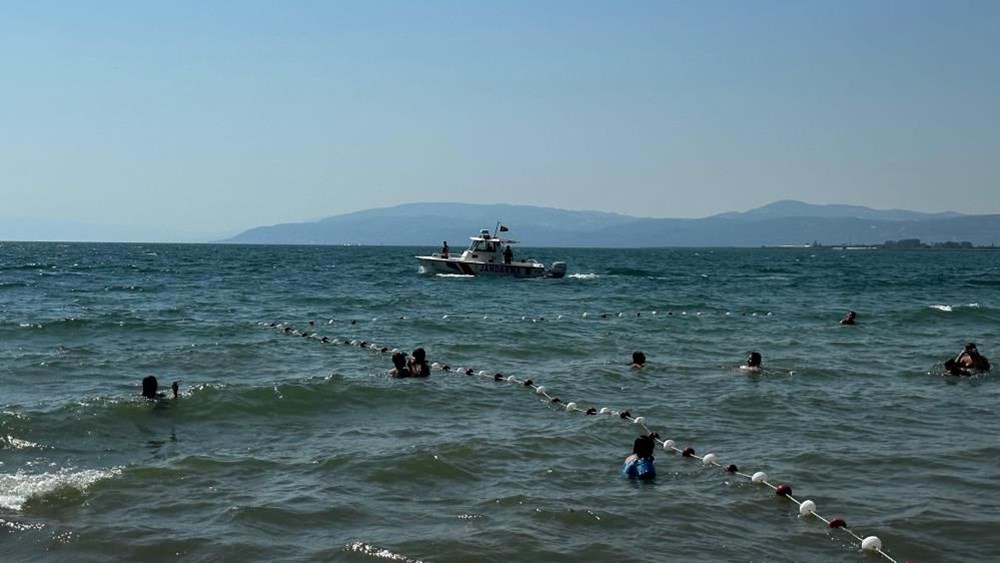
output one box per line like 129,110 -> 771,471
930,305 -> 953,312
2,435 -> 43,450
0,467 -> 122,511
568,273 -> 599,280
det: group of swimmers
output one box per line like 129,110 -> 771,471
387,348 -> 431,378
247,318 -> 991,483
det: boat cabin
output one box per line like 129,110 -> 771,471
463,229 -> 515,263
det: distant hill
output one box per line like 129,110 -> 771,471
222,201 -> 1000,247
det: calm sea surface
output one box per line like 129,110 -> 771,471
2,243 -> 999,562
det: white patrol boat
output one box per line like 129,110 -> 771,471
416,225 -> 567,278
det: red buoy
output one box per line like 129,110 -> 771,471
775,484 -> 792,497
828,518 -> 847,528
682,447 -> 695,457
725,464 -> 738,473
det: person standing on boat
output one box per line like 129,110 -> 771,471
503,244 -> 513,265
440,241 -> 449,259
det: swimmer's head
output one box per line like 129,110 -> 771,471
746,351 -> 762,367
392,352 -> 407,369
965,342 -> 978,352
633,435 -> 655,459
632,351 -> 646,365
412,348 -> 426,362
141,375 -> 158,398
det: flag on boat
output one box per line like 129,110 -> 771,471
499,225 -> 509,232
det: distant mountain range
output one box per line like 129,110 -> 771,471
223,200 -> 1000,247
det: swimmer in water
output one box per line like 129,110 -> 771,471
954,342 -> 991,372
943,358 -> 972,377
141,376 -> 178,400
630,351 -> 646,369
840,310 -> 857,325
388,352 -> 412,378
408,347 -> 430,377
741,351 -> 762,371
622,434 -> 656,480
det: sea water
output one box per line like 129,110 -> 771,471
1,242 -> 999,562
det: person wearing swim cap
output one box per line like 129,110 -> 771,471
622,434 -> 656,480
630,351 -> 646,369
388,352 -> 412,378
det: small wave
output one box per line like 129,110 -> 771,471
929,303 -> 981,313
0,467 -> 122,511
1,435 -> 43,450
568,273 -> 599,280
345,542 -> 423,562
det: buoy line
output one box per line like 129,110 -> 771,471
260,321 -> 903,562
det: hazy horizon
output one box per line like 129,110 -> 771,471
3,1 -> 998,241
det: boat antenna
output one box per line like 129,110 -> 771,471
494,221 -> 501,238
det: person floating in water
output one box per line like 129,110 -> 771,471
630,351 -> 646,369
388,352 -> 412,378
408,347 -> 431,377
741,351 -> 762,371
440,241 -> 449,259
503,244 -> 513,265
953,342 -> 990,372
622,434 -> 656,480
840,310 -> 857,325
141,376 -> 178,400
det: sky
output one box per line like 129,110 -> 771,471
1,0 -> 998,239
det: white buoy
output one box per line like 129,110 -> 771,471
751,471 -> 768,483
663,439 -> 676,450
483,315 -> 488,320
652,311 -> 657,315
618,312 -> 623,317
557,315 -> 563,320
327,319 -> 334,324
521,316 -> 526,321
799,500 -> 816,516
478,370 -> 487,376
442,314 -> 449,319
633,416 -> 645,424
702,453 -> 718,465
507,375 -> 516,382
582,312 -> 589,318
432,362 -> 441,369
566,402 -> 577,410
456,367 -> 465,373
535,386 -> 547,394
860,536 -> 882,551
390,348 -> 398,353
599,407 -> 610,414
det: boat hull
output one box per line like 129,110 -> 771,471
416,256 -> 552,277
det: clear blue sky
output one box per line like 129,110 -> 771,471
2,1 -> 998,238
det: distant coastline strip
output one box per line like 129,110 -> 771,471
261,321 -> 902,563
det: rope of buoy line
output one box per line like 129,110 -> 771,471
259,321 -> 906,562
